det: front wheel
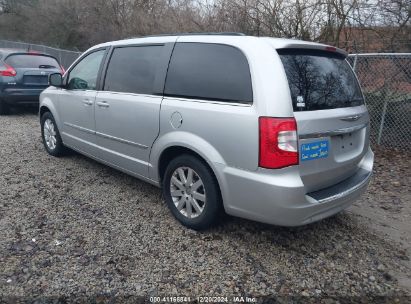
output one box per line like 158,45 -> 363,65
162,154 -> 223,230
40,112 -> 66,157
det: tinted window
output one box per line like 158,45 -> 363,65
165,43 -> 252,103
67,50 -> 105,90
6,54 -> 59,69
278,49 -> 364,111
104,46 -> 162,95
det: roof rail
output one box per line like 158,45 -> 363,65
133,32 -> 246,38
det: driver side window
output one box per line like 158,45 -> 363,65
67,50 -> 105,90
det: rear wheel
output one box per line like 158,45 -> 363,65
162,154 -> 223,230
40,112 -> 66,157
0,99 -> 10,115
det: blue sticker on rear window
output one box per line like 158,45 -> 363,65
301,140 -> 329,161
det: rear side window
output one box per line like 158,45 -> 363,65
165,43 -> 252,103
5,54 -> 59,69
278,49 -> 364,111
104,45 -> 162,95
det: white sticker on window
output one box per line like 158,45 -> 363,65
296,96 -> 305,107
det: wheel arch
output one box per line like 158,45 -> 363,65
156,144 -> 227,217
150,132 -> 226,185
158,146 -> 211,183
39,96 -> 61,128
39,105 -> 51,118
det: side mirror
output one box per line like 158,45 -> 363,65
49,73 -> 63,87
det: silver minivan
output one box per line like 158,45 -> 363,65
39,33 -> 374,230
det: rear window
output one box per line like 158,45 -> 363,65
278,49 -> 364,111
164,43 -> 252,103
5,54 -> 59,69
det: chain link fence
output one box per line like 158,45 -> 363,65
348,53 -> 411,149
0,40 -> 81,69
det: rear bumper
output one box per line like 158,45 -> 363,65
217,147 -> 374,226
1,88 -> 46,104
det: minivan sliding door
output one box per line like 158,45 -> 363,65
94,44 -> 171,178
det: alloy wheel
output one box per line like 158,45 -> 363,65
169,166 -> 206,218
43,118 -> 57,150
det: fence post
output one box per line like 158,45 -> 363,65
352,53 -> 358,72
377,85 -> 389,145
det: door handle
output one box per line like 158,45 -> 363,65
96,101 -> 109,108
82,99 -> 93,106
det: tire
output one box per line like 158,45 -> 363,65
0,98 -> 10,115
162,154 -> 223,230
40,112 -> 66,157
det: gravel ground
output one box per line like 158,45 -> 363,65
0,111 -> 410,303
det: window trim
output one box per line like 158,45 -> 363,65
163,42 -> 253,104
64,47 -> 108,91
101,42 -> 174,96
163,95 -> 253,107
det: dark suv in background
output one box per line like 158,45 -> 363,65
0,49 -> 63,114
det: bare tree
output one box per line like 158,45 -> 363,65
0,0 -> 409,52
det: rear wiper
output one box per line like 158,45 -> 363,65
39,65 -> 57,69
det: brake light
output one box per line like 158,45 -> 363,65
0,63 -> 17,77
325,46 -> 337,52
259,117 -> 298,169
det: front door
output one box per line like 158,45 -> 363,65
58,49 -> 106,153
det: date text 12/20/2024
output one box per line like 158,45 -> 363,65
149,296 -> 257,303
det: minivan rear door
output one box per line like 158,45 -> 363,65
278,48 -> 370,192
95,43 -> 173,178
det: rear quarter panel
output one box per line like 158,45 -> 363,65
149,37 -> 295,181
150,99 -> 258,181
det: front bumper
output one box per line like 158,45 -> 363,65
216,147 -> 374,226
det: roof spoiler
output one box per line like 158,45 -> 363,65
279,43 -> 348,58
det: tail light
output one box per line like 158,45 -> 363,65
259,117 -> 298,169
0,63 -> 17,77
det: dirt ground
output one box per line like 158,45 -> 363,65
0,109 -> 410,303
349,147 -> 411,293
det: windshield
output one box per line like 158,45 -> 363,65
5,54 -> 59,69
278,49 -> 364,111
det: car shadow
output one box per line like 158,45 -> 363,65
6,105 -> 39,115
